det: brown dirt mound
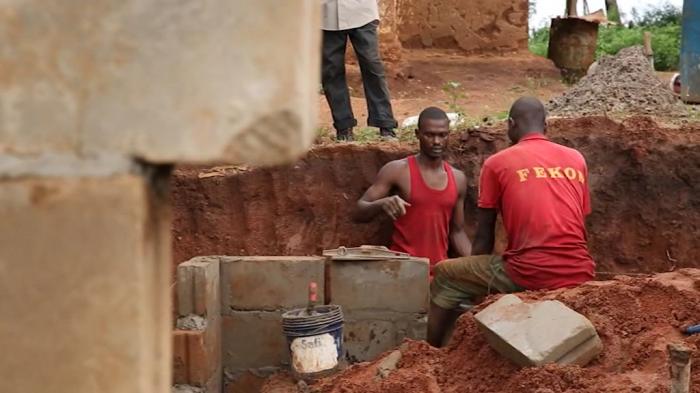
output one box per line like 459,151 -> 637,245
171,116 -> 700,276
302,269 -> 700,393
548,46 -> 686,117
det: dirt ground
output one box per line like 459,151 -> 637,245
261,269 -> 700,393
316,49 -> 682,133
317,49 -> 568,131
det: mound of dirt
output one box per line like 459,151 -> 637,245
548,46 -> 685,117
299,269 -> 700,393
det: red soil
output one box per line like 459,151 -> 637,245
285,269 -> 700,393
172,116 -> 700,276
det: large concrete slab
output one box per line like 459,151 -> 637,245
0,1 -> 320,165
177,256 -> 221,319
0,175 -> 171,393
221,256 -> 325,312
222,311 -> 289,371
328,258 -> 429,313
475,295 -> 603,367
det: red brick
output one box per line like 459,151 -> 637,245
172,330 -> 189,384
172,320 -> 221,386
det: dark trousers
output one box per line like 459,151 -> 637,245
322,20 -> 397,131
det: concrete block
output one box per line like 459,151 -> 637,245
328,258 -> 429,313
222,311 -> 289,370
172,317 -> 221,386
0,175 -> 171,393
177,256 -> 221,318
221,256 -> 325,312
475,295 -> 602,367
0,1 -> 320,165
343,311 -> 426,363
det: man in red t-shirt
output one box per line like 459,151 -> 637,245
427,97 -> 595,347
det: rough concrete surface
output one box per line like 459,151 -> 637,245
177,256 -> 221,318
328,258 -> 429,313
344,311 -> 426,362
221,256 -> 326,312
0,175 -> 171,393
397,0 -> 528,53
475,295 -> 602,367
177,315 -> 208,331
222,311 -> 290,371
0,1 -> 320,165
172,385 -> 204,393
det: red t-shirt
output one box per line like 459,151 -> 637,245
478,133 -> 595,290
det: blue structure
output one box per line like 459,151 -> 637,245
681,0 -> 700,102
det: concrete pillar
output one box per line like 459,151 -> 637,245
0,1 -> 321,393
0,1 -> 320,166
0,171 -> 172,393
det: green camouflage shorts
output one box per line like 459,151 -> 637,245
430,254 -> 523,310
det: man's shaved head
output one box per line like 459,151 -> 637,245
508,96 -> 547,143
418,107 -> 449,129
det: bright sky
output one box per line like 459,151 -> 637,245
530,0 -> 685,29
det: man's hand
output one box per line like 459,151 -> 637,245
381,195 -> 411,220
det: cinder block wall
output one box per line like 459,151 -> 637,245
172,255 -> 429,392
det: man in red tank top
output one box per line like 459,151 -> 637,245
354,107 -> 472,275
427,97 -> 595,347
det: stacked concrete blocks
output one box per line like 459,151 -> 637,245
219,256 -> 326,389
327,257 -> 430,362
173,257 -> 223,393
475,294 -> 603,367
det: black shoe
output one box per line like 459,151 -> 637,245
336,128 -> 354,142
379,128 -> 397,139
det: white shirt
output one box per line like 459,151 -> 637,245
322,0 -> 380,31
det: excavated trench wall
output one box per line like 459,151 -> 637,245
172,117 -> 700,275
376,0 -> 528,61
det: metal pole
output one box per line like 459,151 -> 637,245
668,343 -> 692,393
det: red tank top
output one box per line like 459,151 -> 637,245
390,155 -> 458,275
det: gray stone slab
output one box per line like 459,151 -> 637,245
177,257 -> 221,319
475,294 -> 602,367
221,256 -> 325,312
222,311 -> 289,370
328,258 -> 429,313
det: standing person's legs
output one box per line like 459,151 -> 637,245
427,255 -> 523,347
322,29 -> 357,140
348,20 -> 398,135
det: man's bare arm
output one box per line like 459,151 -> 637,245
449,170 -> 472,256
354,161 -> 411,222
471,208 -> 498,255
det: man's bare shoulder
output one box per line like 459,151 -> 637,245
379,157 -> 410,175
448,164 -> 467,184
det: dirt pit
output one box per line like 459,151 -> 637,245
261,269 -> 700,393
172,116 -> 700,275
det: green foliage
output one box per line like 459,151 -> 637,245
529,26 -> 549,58
631,3 -> 682,27
528,3 -> 681,71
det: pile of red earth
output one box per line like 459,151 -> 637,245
548,46 -> 686,117
263,269 -> 700,393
